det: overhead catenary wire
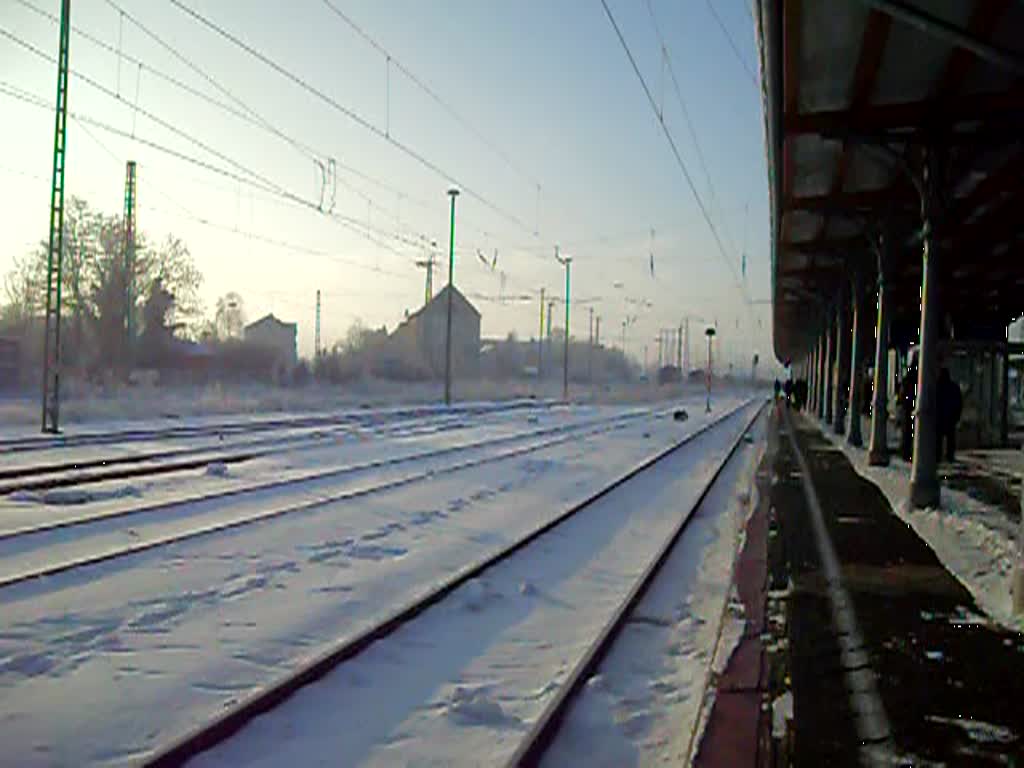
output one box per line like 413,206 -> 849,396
598,0 -> 750,305
12,0 -> 493,245
642,0 -> 742,262
0,78 -> 416,262
71,116 -> 421,285
319,0 -> 541,190
166,0 -> 535,235
703,0 -> 759,87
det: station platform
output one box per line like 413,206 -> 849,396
696,404 -> 1024,766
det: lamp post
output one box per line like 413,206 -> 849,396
444,186 -> 459,406
705,326 -> 716,413
555,246 -> 571,402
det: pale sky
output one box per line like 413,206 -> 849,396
0,0 -> 777,372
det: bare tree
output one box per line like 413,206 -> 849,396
214,292 -> 246,340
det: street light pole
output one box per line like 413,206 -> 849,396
444,186 -> 459,406
537,287 -> 545,380
588,307 -> 594,383
705,326 -> 716,413
555,245 -> 571,402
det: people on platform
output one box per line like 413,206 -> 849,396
794,378 -> 808,411
936,367 -> 963,463
783,378 -> 793,408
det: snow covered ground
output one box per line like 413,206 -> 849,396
0,407 -> 653,587
541,409 -> 767,767
186,403 -> 761,768
0,404 -> 619,536
0,396 -> 741,767
818,426 -> 1023,631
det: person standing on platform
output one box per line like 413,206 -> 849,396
936,367 -> 963,463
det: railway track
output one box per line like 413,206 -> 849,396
0,405 -> 663,590
142,398 -> 764,767
0,399 -> 547,455
0,408 -> 504,495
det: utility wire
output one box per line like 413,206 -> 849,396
598,0 -> 750,304
101,0 -> 319,165
703,0 -> 759,87
0,78 -> 415,261
0,31 -> 420,254
14,0 -> 465,238
320,0 -> 540,189
167,0 -> 534,234
642,0 -> 740,260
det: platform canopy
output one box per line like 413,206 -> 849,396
756,0 -> 1024,362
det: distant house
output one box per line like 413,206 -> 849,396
390,286 -> 481,378
244,313 -> 298,371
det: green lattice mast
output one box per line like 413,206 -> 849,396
41,0 -> 71,434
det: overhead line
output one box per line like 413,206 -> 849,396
320,0 -> 540,189
703,0 -> 759,87
166,0 -> 534,234
100,0 -> 318,164
0,80 -> 415,261
13,0 -> 463,232
643,0 -> 740,259
67,103 -> 422,284
598,0 -> 750,304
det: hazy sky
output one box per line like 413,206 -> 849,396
1,0 -> 776,371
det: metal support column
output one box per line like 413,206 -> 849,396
808,347 -> 815,409
833,285 -> 850,435
910,150 -> 943,509
1001,347 -> 1010,447
869,238 -> 892,465
123,160 -> 137,356
848,267 -> 867,446
41,0 -> 72,434
818,329 -> 828,418
824,308 -> 835,425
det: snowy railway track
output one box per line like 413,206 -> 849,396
142,398 -> 763,768
0,409 -> 485,495
0,400 -> 545,455
0,407 -> 659,590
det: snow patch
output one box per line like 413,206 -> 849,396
820,431 -> 1023,630
926,715 -> 1017,745
772,691 -> 793,739
444,685 -> 520,728
205,462 -> 229,477
540,680 -> 638,768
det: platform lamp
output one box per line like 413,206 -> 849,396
705,326 -> 716,413
444,186 -> 459,406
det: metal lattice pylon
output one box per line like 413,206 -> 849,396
123,160 -> 137,350
41,0 -> 71,434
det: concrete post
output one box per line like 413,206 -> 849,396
868,242 -> 892,466
910,150 -> 943,509
1001,347 -> 1010,447
1014,465 -> 1024,614
847,267 -> 867,446
824,310 -> 835,425
833,285 -> 850,436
